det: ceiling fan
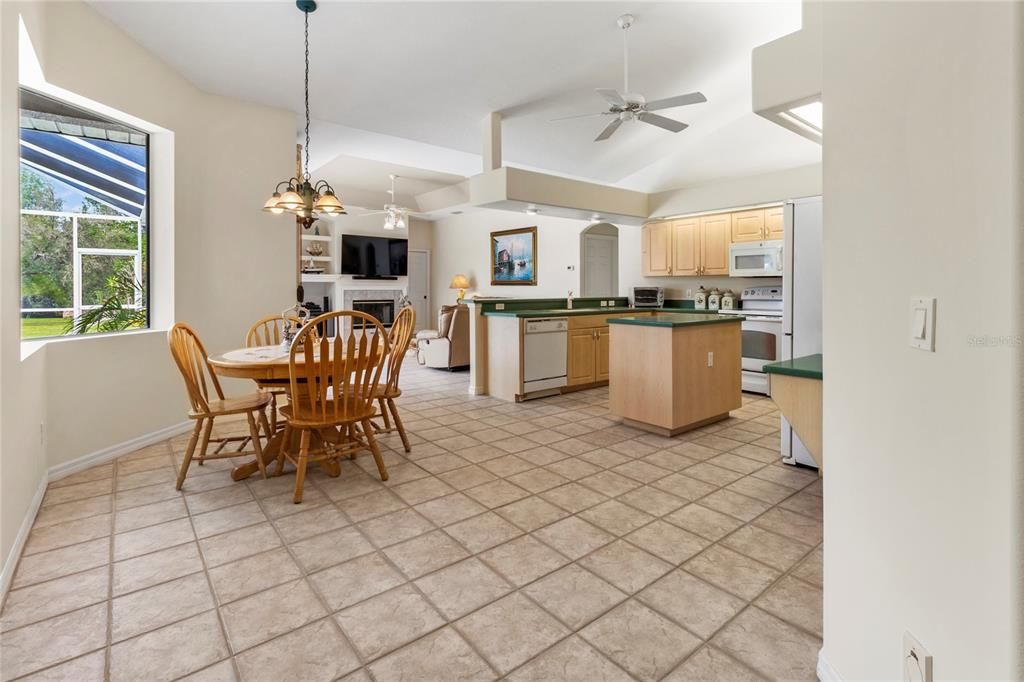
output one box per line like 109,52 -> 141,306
361,174 -> 411,230
555,14 -> 707,142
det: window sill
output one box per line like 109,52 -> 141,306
21,327 -> 164,361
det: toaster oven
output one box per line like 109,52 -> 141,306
632,287 -> 664,308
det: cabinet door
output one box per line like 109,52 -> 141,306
646,222 -> 672,276
671,218 -> 700,276
731,209 -> 766,243
567,329 -> 597,386
640,224 -> 652,276
765,205 -> 785,240
595,327 -> 610,382
700,214 -> 732,276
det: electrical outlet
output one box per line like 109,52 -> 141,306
707,351 -> 714,367
600,300 -> 608,307
903,632 -> 932,682
495,303 -> 505,310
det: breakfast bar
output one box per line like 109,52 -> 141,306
607,313 -> 743,436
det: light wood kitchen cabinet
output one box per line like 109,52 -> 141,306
671,218 -> 699,276
567,328 -> 598,385
595,328 -> 611,382
765,205 -> 785,240
731,209 -> 767,243
699,214 -> 732,276
641,222 -> 672,276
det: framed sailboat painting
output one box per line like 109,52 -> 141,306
490,226 -> 537,285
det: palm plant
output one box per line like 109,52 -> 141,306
67,266 -> 147,335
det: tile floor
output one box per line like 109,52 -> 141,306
0,357 -> 823,681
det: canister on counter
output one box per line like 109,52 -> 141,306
708,288 -> 722,311
693,286 -> 708,310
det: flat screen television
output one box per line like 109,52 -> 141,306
340,235 -> 408,277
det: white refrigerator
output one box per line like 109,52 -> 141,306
781,196 -> 823,468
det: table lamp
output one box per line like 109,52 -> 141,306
449,274 -> 471,303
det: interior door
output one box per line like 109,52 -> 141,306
700,214 -> 732,275
582,234 -> 617,297
407,249 -> 430,331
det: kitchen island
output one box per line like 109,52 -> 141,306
607,313 -> 744,436
764,353 -> 823,472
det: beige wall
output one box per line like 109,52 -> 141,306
2,1 -> 296,573
821,2 -> 1022,678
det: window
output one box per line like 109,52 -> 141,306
19,88 -> 149,339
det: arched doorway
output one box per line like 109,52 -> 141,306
580,223 -> 619,297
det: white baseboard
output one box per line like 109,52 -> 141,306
817,649 -> 841,681
48,420 -> 191,482
0,475 -> 47,605
2,419 -> 192,606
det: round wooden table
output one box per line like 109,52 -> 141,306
208,345 -> 352,481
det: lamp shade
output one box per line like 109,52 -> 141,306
262,192 -> 285,214
277,190 -> 304,210
449,274 -> 471,290
314,190 -> 346,215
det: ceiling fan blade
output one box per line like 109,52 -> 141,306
595,88 -> 627,107
645,92 -> 708,111
595,117 -> 623,142
551,112 -> 610,122
638,112 -> 688,133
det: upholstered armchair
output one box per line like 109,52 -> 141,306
416,304 -> 470,369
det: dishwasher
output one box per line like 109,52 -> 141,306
522,317 -> 568,397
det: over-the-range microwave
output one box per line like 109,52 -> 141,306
729,240 -> 784,277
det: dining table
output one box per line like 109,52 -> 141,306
207,343 -> 380,481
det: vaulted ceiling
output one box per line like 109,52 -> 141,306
90,1 -> 820,195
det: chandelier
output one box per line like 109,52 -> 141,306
262,0 -> 345,225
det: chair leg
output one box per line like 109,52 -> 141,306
275,424 -> 291,476
293,429 -> 311,504
195,418 -> 214,468
176,419 -> 203,490
388,398 -> 411,453
269,393 -> 279,433
378,398 -> 392,430
246,411 -> 267,480
362,419 -> 389,481
257,408 -> 272,442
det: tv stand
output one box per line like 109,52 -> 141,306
353,275 -> 399,281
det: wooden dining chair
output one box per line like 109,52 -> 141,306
167,323 -> 273,489
371,306 -> 416,452
277,311 -> 390,503
245,314 -> 315,432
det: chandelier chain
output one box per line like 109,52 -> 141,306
303,10 -> 311,181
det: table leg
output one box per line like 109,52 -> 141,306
231,428 -> 284,481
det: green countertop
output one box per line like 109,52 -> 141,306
763,354 -> 823,380
606,313 -> 744,328
484,306 -> 662,318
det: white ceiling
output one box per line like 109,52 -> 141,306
90,1 -> 820,194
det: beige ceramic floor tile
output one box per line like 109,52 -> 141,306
700,489 -> 772,522
624,520 -> 709,565
208,547 -> 302,605
721,525 -> 813,571
336,584 -> 445,660
220,578 -> 327,652
637,569 -> 746,638
115,497 -> 188,533
290,526 -> 374,572
185,484 -> 254,515
791,547 -> 823,587
111,572 -> 215,642
494,496 -> 569,532
726,477 -> 793,505
539,482 -> 607,513
478,536 -> 569,586
191,501 -> 267,539
664,504 -> 744,541
664,645 -> 767,681
198,522 -> 281,568
579,540 -> 672,594
684,545 -> 781,601
444,512 -> 522,553
580,600 -> 700,682
383,530 -> 470,579
24,514 -> 112,556
367,627 -> 496,682
114,517 -> 194,561
14,649 -> 106,682
439,465 -> 498,490
308,550 -> 406,611
273,504 -> 350,543
753,506 -> 823,547
33,495 -> 112,529
579,500 -> 655,536
235,618 -> 360,682
533,517 -> 614,560
712,607 -> 821,681
0,566 -> 108,632
462,480 -> 530,508
358,507 -> 436,547
178,660 -> 238,682
415,558 -> 512,620
414,492 -> 488,527
754,575 -> 823,637
522,564 -> 626,629
391,476 -> 455,505
616,486 -> 686,517
455,593 -> 569,675
109,610 -> 228,682
0,603 -> 107,680
11,537 -> 109,590
113,541 -> 204,596
505,635 -> 632,682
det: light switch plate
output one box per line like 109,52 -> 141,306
909,297 -> 935,351
495,303 -> 505,310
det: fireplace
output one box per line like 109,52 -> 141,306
352,299 -> 395,329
